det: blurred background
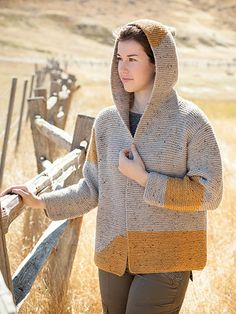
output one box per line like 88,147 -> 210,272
0,0 -> 235,313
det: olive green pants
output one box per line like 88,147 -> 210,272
98,268 -> 192,314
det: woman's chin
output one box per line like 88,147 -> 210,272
123,85 -> 134,93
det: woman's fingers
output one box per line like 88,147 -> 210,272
0,188 -> 11,197
12,185 -> 29,192
120,148 -> 129,154
10,188 -> 40,208
119,148 -> 130,158
12,189 -> 30,197
0,185 -> 44,209
131,143 -> 139,158
0,186 -> 17,196
0,185 -> 29,197
120,145 -> 140,158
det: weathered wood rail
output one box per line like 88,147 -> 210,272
1,148 -> 80,234
34,116 -> 72,152
0,107 -> 95,311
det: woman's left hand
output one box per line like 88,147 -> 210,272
118,143 -> 148,187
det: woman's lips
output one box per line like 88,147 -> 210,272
121,78 -> 133,83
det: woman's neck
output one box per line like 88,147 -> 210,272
130,87 -> 153,114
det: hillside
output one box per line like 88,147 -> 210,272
0,0 -> 235,101
0,0 -> 235,60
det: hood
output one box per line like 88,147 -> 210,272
110,19 -> 178,130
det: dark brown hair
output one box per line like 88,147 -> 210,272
113,24 -> 155,64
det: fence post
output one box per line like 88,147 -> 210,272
26,74 -> 35,122
29,74 -> 35,99
0,78 -> 17,189
22,97 -> 52,252
60,87 -> 74,130
50,70 -> 61,82
34,88 -> 47,99
65,84 -> 80,126
50,81 -> 61,97
35,70 -> 43,89
46,114 -> 94,310
0,201 -> 13,294
28,97 -> 52,172
15,79 -> 28,152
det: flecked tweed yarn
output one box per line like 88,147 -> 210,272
41,19 -> 223,276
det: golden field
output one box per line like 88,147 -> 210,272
0,1 -> 236,313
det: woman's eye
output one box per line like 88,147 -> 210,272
116,57 -> 137,62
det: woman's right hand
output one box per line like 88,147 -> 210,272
0,185 -> 46,209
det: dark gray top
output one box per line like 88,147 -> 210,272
129,111 -> 142,137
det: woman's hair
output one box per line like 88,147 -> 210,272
113,24 -> 155,64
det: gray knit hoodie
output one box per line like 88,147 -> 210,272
41,19 -> 223,276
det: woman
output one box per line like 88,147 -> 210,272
1,19 -> 223,313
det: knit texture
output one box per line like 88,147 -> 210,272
41,19 -> 223,276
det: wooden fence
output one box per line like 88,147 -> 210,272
0,58 -> 80,189
0,58 -> 93,312
0,103 -> 94,312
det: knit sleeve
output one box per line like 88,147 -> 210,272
143,122 -> 223,211
41,126 -> 99,220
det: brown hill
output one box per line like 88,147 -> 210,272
0,0 -> 235,61
0,0 -> 235,101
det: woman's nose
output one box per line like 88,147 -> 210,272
119,61 -> 129,74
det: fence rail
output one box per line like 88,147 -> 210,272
1,148 -> 81,234
34,116 -> 72,152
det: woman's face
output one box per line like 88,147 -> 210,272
117,39 -> 155,94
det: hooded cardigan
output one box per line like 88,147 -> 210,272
41,19 -> 223,276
